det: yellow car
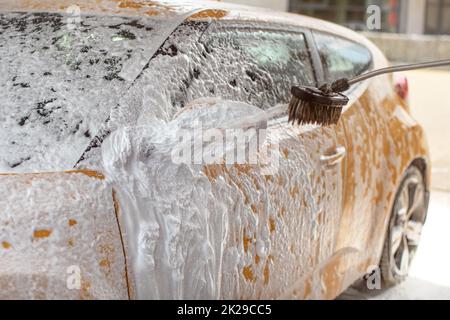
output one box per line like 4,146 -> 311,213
0,0 -> 429,300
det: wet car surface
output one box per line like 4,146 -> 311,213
0,0 -> 430,299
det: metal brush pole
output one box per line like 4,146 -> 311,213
326,59 -> 450,93
348,59 -> 450,86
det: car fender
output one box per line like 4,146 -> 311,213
0,170 -> 129,299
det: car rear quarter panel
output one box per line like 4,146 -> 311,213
0,171 -> 129,299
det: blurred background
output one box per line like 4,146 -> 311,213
226,0 -> 450,35
224,0 -> 450,300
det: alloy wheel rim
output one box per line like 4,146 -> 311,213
390,175 -> 426,277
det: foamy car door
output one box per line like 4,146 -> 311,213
312,31 -> 381,274
125,20 -> 347,298
251,118 -> 346,299
200,113 -> 347,299
184,22 -> 346,299
192,24 -> 347,298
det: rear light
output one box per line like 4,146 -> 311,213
394,75 -> 409,100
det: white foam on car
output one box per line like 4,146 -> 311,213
102,99 -> 271,299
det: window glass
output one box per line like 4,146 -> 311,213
139,23 -> 315,122
236,30 -> 315,84
425,0 -> 450,34
313,32 -> 372,83
185,27 -> 316,110
443,0 -> 450,34
426,0 -> 441,34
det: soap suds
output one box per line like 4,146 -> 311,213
0,12 -> 182,173
102,97 -> 343,299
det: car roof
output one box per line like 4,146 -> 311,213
1,0 -> 370,43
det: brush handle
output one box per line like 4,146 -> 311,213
347,59 -> 450,86
327,59 -> 450,93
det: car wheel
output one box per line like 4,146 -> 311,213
380,166 -> 428,287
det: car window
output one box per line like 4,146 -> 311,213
200,27 -> 315,109
313,32 -> 372,83
136,23 -> 315,123
184,26 -> 316,110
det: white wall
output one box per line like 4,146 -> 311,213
223,0 -> 289,12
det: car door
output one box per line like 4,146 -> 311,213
311,31 -> 385,279
176,22 -> 348,299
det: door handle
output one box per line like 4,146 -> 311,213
320,147 -> 346,167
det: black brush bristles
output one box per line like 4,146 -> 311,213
288,86 -> 349,126
288,98 -> 343,126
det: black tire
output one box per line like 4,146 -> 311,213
380,166 -> 428,287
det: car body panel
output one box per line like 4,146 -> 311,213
100,99 -> 344,299
201,120 -> 345,299
0,171 -> 129,299
0,0 -> 430,300
332,77 -> 430,298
